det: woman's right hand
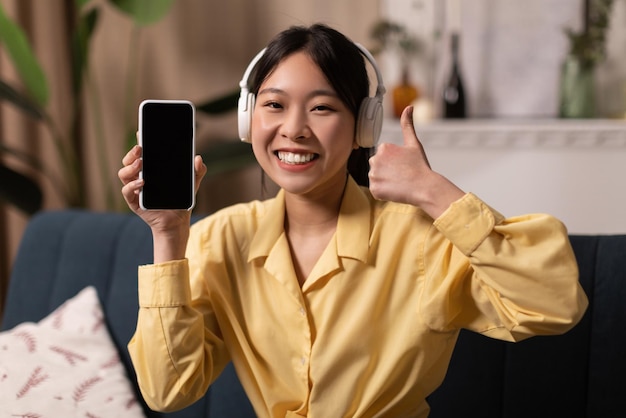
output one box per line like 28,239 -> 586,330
118,144 -> 207,262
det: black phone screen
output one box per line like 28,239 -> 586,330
139,100 -> 195,210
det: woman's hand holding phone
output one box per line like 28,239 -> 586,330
118,140 -> 207,263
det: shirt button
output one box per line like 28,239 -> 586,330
301,357 -> 306,365
299,307 -> 306,316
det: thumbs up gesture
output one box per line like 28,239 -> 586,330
368,106 -> 464,219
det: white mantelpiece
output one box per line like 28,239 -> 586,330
381,119 -> 626,234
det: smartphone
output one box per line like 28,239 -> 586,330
138,99 -> 195,210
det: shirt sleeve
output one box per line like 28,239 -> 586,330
127,256 -> 229,412
420,193 -> 588,342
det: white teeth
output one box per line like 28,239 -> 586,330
277,151 -> 315,164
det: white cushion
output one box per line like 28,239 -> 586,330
0,286 -> 145,417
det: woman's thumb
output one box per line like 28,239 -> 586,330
401,106 -> 420,148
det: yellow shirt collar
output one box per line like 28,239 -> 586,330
248,176 -> 371,264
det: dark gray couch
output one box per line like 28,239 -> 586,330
2,210 -> 625,417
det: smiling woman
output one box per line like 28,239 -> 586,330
117,23 -> 587,417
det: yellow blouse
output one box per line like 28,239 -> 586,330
128,177 -> 588,417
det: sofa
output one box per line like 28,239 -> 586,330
2,209 -> 625,417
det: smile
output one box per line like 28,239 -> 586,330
276,151 -> 317,165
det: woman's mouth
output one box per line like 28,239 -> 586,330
276,151 -> 318,165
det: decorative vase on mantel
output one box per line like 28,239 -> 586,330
559,0 -> 615,118
392,67 -> 419,118
559,54 -> 595,118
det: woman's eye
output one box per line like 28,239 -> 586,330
312,105 -> 333,112
264,101 -> 282,109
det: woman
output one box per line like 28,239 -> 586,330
119,23 -> 587,417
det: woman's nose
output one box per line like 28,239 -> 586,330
280,108 -> 310,141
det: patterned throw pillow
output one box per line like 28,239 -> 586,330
0,286 -> 146,417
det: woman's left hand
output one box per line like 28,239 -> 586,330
368,106 -> 464,218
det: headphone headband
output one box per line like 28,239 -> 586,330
238,48 -> 266,92
353,43 -> 387,99
238,42 -> 385,147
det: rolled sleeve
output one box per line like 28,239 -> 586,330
433,193 -> 505,256
138,259 -> 192,307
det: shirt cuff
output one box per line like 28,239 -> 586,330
137,259 -> 191,307
433,193 -> 504,256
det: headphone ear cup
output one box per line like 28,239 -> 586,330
238,91 -> 255,143
356,97 -> 383,148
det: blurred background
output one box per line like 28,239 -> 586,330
1,0 -> 625,312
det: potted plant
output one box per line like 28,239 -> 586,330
560,0 -> 614,118
0,0 -> 252,215
0,0 -> 178,214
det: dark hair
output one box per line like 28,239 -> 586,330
250,24 -> 372,186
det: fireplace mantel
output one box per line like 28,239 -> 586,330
382,119 -> 626,148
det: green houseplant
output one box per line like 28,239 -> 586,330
0,0 -> 252,215
559,0 -> 614,118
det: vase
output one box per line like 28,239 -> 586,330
559,55 -> 595,118
392,67 -> 420,118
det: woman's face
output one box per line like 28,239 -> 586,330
250,51 -> 357,199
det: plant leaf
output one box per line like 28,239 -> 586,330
75,0 -> 92,8
0,162 -> 43,215
71,8 -> 100,96
200,140 -> 256,177
196,90 -> 239,115
0,79 -> 45,119
108,0 -> 175,26
0,3 -> 49,106
124,128 -> 138,153
0,142 -> 46,171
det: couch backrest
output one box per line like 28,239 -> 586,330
3,210 -> 626,417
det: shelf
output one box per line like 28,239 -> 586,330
381,119 -> 626,149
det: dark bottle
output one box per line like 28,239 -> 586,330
443,33 -> 466,118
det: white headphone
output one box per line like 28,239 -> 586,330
237,43 -> 386,148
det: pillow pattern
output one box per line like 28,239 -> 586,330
0,286 -> 146,417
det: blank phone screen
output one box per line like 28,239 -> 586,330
140,100 -> 194,210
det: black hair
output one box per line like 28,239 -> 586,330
250,24 -> 372,186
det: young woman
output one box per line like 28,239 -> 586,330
119,24 -> 587,418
